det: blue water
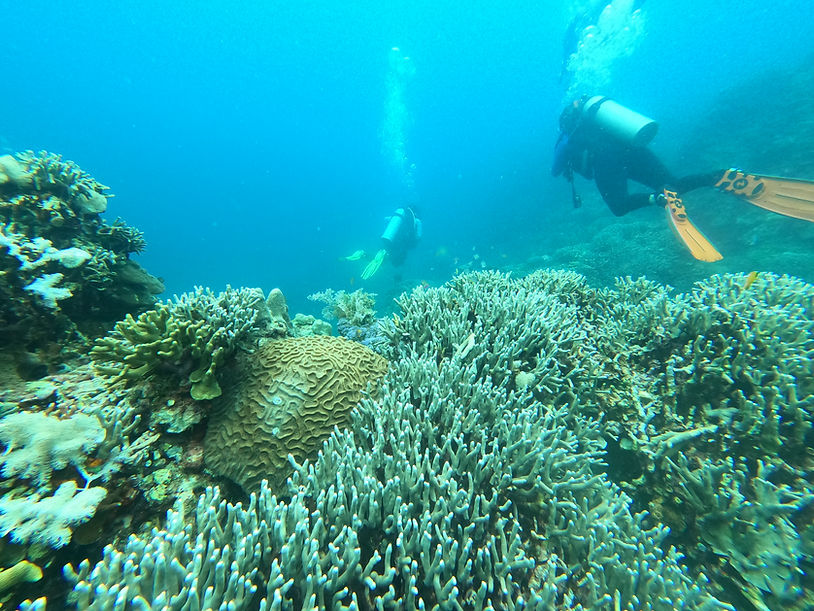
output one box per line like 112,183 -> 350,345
3,1 -> 814,314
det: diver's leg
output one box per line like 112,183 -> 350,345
628,147 -> 676,192
630,149 -> 723,196
672,171 -> 725,194
593,158 -> 643,216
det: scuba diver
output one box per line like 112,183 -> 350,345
552,95 -> 814,261
344,206 -> 423,280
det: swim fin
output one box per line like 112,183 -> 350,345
663,189 -> 723,262
342,249 -> 367,261
715,169 -> 814,222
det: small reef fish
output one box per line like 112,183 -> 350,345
743,271 -> 759,290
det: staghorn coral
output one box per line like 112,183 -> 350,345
537,271 -> 814,609
664,454 -> 812,603
93,218 -> 147,255
67,270 -> 737,610
91,286 -> 270,400
649,272 -> 814,463
203,335 -> 387,492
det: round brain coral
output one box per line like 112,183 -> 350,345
203,335 -> 388,493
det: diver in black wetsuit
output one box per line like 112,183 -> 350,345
552,96 -> 721,216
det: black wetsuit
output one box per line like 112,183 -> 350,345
553,125 -> 719,217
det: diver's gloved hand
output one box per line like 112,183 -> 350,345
649,191 -> 668,207
361,249 -> 387,280
342,249 -> 366,261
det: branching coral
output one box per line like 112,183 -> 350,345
68,270 -> 736,609
90,286 -> 269,400
589,271 -> 814,608
1,151 -> 162,346
14,150 -> 109,213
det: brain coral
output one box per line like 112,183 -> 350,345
203,335 -> 387,492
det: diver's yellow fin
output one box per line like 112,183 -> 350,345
663,189 -> 723,262
715,169 -> 814,222
342,249 -> 367,262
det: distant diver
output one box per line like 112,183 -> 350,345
345,206 -> 423,280
552,95 -> 814,261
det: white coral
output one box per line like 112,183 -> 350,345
0,482 -> 107,548
24,273 -> 73,309
0,411 -> 105,487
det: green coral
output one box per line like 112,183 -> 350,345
91,286 -> 268,400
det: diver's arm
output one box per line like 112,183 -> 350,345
551,133 -> 572,177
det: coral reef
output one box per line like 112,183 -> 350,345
0,411 -> 105,488
291,312 -> 332,337
66,270 -> 755,609
203,335 -> 388,492
0,360 -> 151,611
0,269 -> 807,610
310,288 -> 376,325
0,151 -> 162,352
90,286 -> 271,400
309,287 -> 389,346
616,272 -> 814,608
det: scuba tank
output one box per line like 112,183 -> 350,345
581,96 -> 658,147
381,208 -> 406,243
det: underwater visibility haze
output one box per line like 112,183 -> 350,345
1,0 -> 814,609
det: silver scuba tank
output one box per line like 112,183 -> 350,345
582,96 -> 658,147
381,208 -> 406,242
